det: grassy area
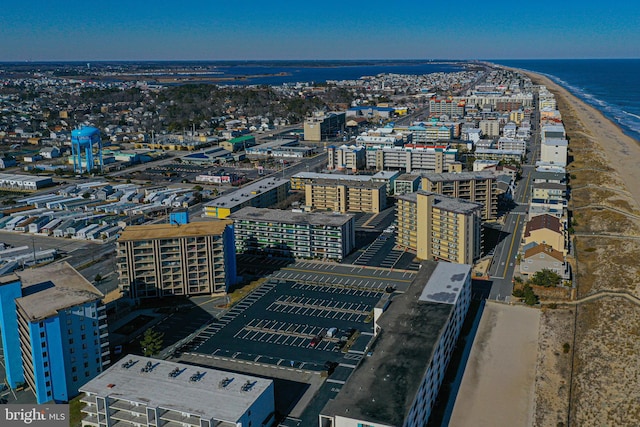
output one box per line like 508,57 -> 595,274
226,277 -> 268,306
69,394 -> 86,427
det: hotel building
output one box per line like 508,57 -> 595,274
396,191 -> 482,264
304,112 -> 346,141
230,207 -> 354,261
116,221 -> 237,299
327,144 -> 366,172
421,171 -> 498,220
80,355 -> 275,427
305,178 -> 386,214
0,263 -> 109,403
320,262 -> 472,427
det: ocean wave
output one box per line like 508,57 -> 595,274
537,71 -> 640,141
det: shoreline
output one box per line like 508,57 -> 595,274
507,66 -> 640,208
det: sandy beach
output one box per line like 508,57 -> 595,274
519,69 -> 640,206
513,67 -> 640,425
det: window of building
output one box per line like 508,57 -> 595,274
82,344 -> 87,350
69,338 -> 74,344
81,334 -> 86,340
43,361 -> 48,367
41,342 -> 46,348
45,371 -> 49,378
72,366 -> 77,373
45,381 -> 50,387
72,376 -> 78,382
40,332 -> 45,338
84,362 -> 89,368
85,371 -> 90,377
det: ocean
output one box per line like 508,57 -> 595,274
493,59 -> 640,142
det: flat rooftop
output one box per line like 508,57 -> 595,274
310,178 -> 386,189
398,191 -> 484,214
229,207 -> 353,227
421,170 -> 497,182
15,262 -> 103,321
205,177 -> 289,209
80,355 -> 272,423
292,172 -> 372,183
118,220 -> 231,241
322,261 -> 470,425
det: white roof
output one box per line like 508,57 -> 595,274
419,262 -> 471,305
80,355 -> 272,423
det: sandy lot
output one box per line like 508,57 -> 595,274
450,302 -> 541,427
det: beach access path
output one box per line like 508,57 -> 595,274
450,302 -> 541,427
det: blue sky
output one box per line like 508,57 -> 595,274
1,0 -> 638,61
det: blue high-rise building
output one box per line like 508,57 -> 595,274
0,262 -> 110,403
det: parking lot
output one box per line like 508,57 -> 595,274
179,274 -> 388,371
271,261 -> 415,291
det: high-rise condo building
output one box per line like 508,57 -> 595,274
396,191 -> 482,264
0,263 -> 109,403
116,221 -> 236,299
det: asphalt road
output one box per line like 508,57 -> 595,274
487,97 -> 541,301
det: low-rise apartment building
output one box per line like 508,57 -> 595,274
230,207 -> 355,261
80,355 -> 275,427
203,177 -> 290,219
305,178 -> 386,214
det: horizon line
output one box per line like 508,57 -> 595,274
0,57 -> 638,64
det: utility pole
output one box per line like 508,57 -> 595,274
31,236 -> 36,266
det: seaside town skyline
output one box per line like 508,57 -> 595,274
1,2 -> 640,426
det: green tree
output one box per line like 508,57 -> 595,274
531,269 -> 562,287
523,284 -> 539,305
140,328 -> 164,357
94,273 -> 103,284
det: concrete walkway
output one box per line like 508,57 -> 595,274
450,302 -> 540,427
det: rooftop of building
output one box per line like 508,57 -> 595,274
14,262 -> 103,321
321,262 -> 470,425
421,170 -> 497,182
204,177 -> 289,209
524,214 -> 563,236
118,220 -> 231,241
398,191 -> 484,214
310,178 -> 386,190
80,355 -> 272,423
229,206 -> 353,227
227,135 -> 256,143
293,172 -> 371,182
523,243 -> 564,262
531,182 -> 567,190
395,173 -> 421,182
531,170 -> 566,181
542,137 -> 568,146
